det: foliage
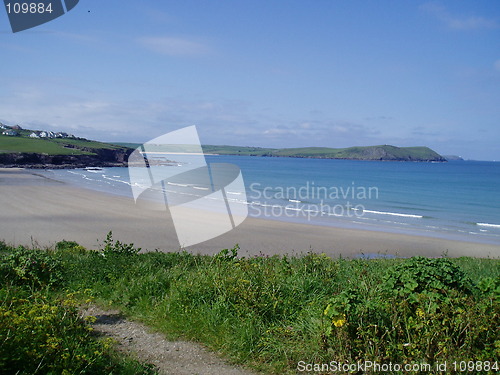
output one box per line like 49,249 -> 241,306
102,231 -> 141,256
322,257 -> 500,368
1,239 -> 499,374
55,240 -> 87,253
477,276 -> 500,298
58,246 -> 498,373
0,288 -> 154,374
0,246 -> 64,289
0,240 -> 9,253
382,256 -> 475,301
0,242 -> 154,374
213,244 -> 240,261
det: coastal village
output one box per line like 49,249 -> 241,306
0,122 -> 75,139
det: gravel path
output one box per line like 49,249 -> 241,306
81,305 -> 260,375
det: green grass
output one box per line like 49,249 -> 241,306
50,138 -> 127,150
0,134 -> 129,155
0,135 -> 90,155
1,238 -> 499,374
202,145 -> 279,156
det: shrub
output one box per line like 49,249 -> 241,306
382,256 -> 475,301
1,247 -> 63,288
213,244 -> 240,261
322,257 -> 499,366
102,231 -> 141,256
0,241 -> 10,253
0,289 -> 154,374
478,276 -> 500,298
55,240 -> 86,253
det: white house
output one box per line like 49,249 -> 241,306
29,132 -> 40,138
39,131 -> 57,138
2,130 -> 18,136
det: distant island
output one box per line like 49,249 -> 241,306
0,123 -> 447,168
0,124 -> 131,169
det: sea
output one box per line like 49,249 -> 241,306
42,156 -> 500,245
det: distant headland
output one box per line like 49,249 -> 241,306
0,124 -> 131,169
198,144 -> 448,162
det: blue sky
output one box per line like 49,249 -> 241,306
0,1 -> 499,160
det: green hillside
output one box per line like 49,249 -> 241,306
113,143 -> 446,161
201,145 -> 277,156
0,133 -> 128,156
201,144 -> 445,161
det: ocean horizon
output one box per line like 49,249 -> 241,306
42,155 -> 500,246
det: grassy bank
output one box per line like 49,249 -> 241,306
0,133 -> 128,155
1,236 -> 499,374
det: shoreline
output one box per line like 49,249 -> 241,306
44,166 -> 500,247
1,168 -> 499,258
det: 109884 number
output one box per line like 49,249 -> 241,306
5,2 -> 54,14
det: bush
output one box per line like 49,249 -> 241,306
1,247 -> 63,289
55,240 -> 86,253
0,241 -> 10,253
0,289 -> 154,374
322,257 -> 499,366
382,256 -> 475,301
102,231 -> 141,256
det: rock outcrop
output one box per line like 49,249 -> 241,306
0,148 -> 132,169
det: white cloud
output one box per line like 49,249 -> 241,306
495,59 -> 500,72
421,3 -> 499,30
136,36 -> 211,56
332,125 -> 348,134
263,127 -> 296,136
0,81 -> 260,143
447,16 -> 499,31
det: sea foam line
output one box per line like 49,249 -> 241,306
477,223 -> 500,229
360,209 -> 423,219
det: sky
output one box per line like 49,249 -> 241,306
0,1 -> 499,160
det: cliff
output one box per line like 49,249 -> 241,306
0,147 -> 131,169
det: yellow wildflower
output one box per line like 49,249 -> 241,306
333,314 -> 346,327
84,315 -> 97,323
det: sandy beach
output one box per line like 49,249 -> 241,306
1,168 -> 499,258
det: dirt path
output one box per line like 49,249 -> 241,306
81,305 -> 260,375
